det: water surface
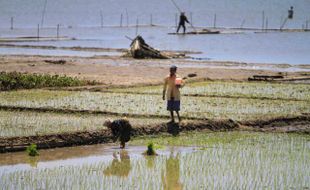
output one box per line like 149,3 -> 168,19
1,132 -> 309,189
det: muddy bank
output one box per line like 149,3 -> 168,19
1,116 -> 309,153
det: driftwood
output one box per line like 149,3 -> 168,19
128,36 -> 168,59
44,60 -> 66,65
249,75 -> 284,81
248,75 -> 310,82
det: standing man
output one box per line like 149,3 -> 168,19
176,12 -> 190,34
288,6 -> 294,19
163,65 -> 184,123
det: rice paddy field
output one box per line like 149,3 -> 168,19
0,80 -> 309,189
0,132 -> 309,189
0,81 -> 309,138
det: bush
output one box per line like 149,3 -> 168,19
0,72 -> 96,90
26,144 -> 39,157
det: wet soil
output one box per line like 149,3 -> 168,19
1,115 -> 309,153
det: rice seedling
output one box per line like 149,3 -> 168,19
0,110 -> 165,138
26,144 -> 39,156
0,132 -> 309,189
145,142 -> 157,156
110,81 -> 310,101
0,90 -> 308,121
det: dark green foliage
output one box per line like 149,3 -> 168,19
0,72 -> 96,90
146,142 -> 157,156
26,144 -> 39,157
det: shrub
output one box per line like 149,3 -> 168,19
0,72 -> 96,90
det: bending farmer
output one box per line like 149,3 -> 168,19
176,12 -> 190,34
105,118 -> 132,149
163,65 -> 185,123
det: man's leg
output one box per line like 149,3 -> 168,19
120,141 -> 125,149
176,111 -> 181,122
183,25 -> 186,34
176,24 -> 181,33
170,111 -> 175,122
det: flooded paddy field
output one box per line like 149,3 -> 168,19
0,80 -> 309,152
0,81 -> 309,124
1,132 -> 309,189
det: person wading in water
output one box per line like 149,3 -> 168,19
104,118 -> 132,149
176,12 -> 190,34
163,65 -> 185,123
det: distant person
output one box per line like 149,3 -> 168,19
104,118 -> 132,149
288,6 -> 294,19
163,65 -> 184,123
176,12 -> 190,34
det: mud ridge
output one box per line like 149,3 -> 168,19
1,116 -> 309,153
86,90 -> 308,102
0,105 -> 195,120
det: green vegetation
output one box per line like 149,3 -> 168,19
145,142 -> 157,155
1,132 -> 309,189
111,81 -> 310,101
0,90 -> 308,121
26,144 -> 39,156
0,71 -> 96,90
0,80 -> 309,138
0,110 -> 164,138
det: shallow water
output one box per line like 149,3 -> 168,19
0,0 -> 310,65
0,47 -> 121,57
1,132 -> 309,189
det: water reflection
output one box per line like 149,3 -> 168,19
27,156 -> 39,168
146,155 -> 156,169
103,150 -> 131,178
162,151 -> 183,190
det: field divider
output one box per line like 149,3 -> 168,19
98,90 -> 309,102
0,119 -> 239,153
1,115 -> 310,153
0,105 -> 199,120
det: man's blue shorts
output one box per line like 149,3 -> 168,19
167,100 -> 180,111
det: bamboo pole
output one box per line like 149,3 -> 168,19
10,17 -> 14,30
41,0 -> 48,28
100,10 -> 103,28
213,13 -> 217,28
150,14 -> 153,26
240,19 -> 245,29
57,24 -> 60,39
37,24 -> 40,40
262,11 -> 265,31
120,13 -> 123,27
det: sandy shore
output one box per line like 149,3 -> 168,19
1,55 -> 309,87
